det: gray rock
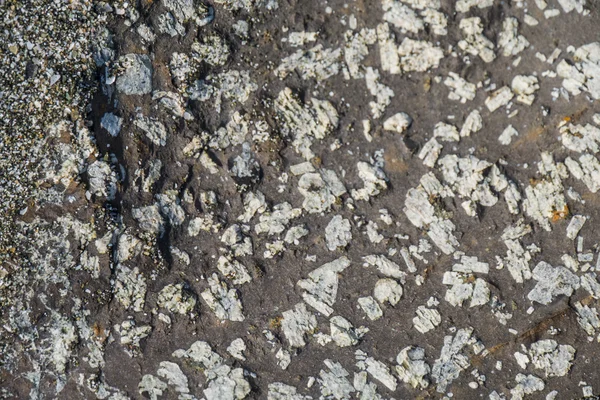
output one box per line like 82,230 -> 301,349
116,54 -> 153,95
100,112 -> 122,136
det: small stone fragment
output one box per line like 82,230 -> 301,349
373,278 -> 403,306
281,303 -> 318,348
116,54 -> 153,95
396,346 -> 430,389
158,283 -> 196,315
325,215 -> 352,251
499,125 -> 519,145
358,296 -> 383,321
201,274 -> 245,322
566,215 -> 587,239
298,257 -> 351,316
485,86 -> 514,112
383,112 -> 412,133
527,261 -> 580,305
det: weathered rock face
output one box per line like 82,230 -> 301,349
4,0 -> 600,399
116,54 -> 153,95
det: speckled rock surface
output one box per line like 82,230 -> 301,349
3,1 -> 600,399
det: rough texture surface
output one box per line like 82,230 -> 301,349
3,0 -> 600,399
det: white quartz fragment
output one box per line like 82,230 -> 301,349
510,374 -> 545,399
397,38 -> 444,72
431,327 -> 475,392
413,305 -> 441,333
217,256 -> 252,285
344,27 -> 377,79
499,220 -> 536,282
194,70 -> 257,113
443,267 -> 490,308
227,338 -> 247,361
201,274 -> 245,321
565,154 -> 600,193
363,255 -> 407,281
523,152 -> 568,231
137,24 -> 156,43
276,44 -> 342,82
298,257 -> 350,316
115,319 -> 152,356
438,154 -> 498,213
356,352 -> 397,391
284,225 -> 309,245
566,215 -> 587,239
221,224 -> 253,257
383,112 -> 412,133
325,216 -> 352,251
156,192 -> 185,227
255,202 -> 302,236
101,113 -> 122,137
499,125 -> 519,145
560,123 -> 600,154
512,75 -> 539,105
396,346 -> 430,389
286,31 -> 318,47
268,382 -> 311,400
498,18 -> 530,57
557,42 -> 600,99
404,185 -> 459,254
114,264 -> 147,312
358,296 -> 383,320
444,73 -> 476,103
373,278 -> 403,306
290,162 -> 316,176
330,316 -> 365,347
515,352 -> 530,369
575,301 -> 600,336
131,204 -> 164,234
456,0 -> 493,12
524,14 -> 539,26
298,169 -> 347,213
157,361 -> 189,394
365,67 -> 394,118
460,110 -> 483,137
581,273 -> 600,298
433,122 -> 460,142
365,221 -> 384,244
134,116 -> 168,146
172,340 -> 251,400
153,90 -> 187,117
485,86 -> 514,112
157,283 -> 196,315
399,247 -> 417,273
276,348 -> 292,370
139,374 -> 167,400
377,23 -> 400,75
281,303 -> 317,348
238,191 -> 267,223
319,360 -> 355,399
382,0 -> 424,33
454,255 -> 490,274
458,17 -> 495,63
116,54 -> 153,95
557,0 -> 585,13
527,339 -> 576,377
87,160 -> 117,200
351,161 -> 388,201
527,261 -> 580,305
275,88 -> 339,160
419,138 -> 443,167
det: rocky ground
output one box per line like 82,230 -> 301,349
2,0 -> 600,399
